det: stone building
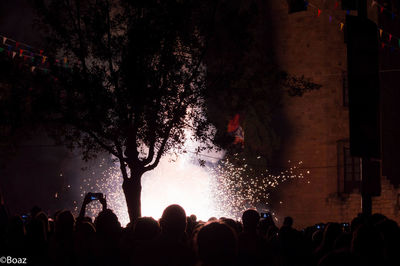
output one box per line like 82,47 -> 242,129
266,0 -> 400,228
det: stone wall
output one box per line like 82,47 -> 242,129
265,0 -> 400,229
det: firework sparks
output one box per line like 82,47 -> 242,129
77,153 -> 309,226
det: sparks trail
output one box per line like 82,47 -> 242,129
77,153 -> 310,223
208,157 -> 309,219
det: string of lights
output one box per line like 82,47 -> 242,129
302,1 -> 400,53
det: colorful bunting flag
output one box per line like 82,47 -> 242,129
2,37 -> 6,44
389,34 -> 392,41
317,9 -> 321,17
340,22 -> 344,31
379,29 -> 383,37
0,47 -> 4,52
12,51 -> 16,58
228,114 -> 240,133
227,114 -> 244,147
380,7 -> 384,13
233,126 -> 244,146
31,66 -> 36,72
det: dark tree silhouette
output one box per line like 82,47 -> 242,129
29,0 -> 216,223
0,0 -> 320,223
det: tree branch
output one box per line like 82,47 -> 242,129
63,0 -> 88,72
144,124 -> 173,171
84,129 -> 119,158
105,0 -> 119,91
116,144 -> 129,180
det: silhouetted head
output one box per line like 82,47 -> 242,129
95,209 -> 121,237
283,216 -> 293,227
30,206 -> 42,219
55,210 -> 75,235
242,209 -> 260,232
320,223 -> 342,250
259,218 -> 270,237
376,219 -> 400,264
196,221 -> 238,265
220,218 -> 240,234
190,214 -> 197,223
134,217 -> 160,241
76,221 -> 96,235
352,224 -> 384,263
369,213 -> 387,226
26,218 -> 47,242
8,215 -> 26,238
312,229 -> 323,248
333,232 -> 352,250
351,215 -> 364,233
35,211 -> 49,233
160,204 -> 187,237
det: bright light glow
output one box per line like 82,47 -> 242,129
77,137 -> 310,227
141,154 -> 216,221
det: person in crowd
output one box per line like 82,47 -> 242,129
313,222 -> 342,264
127,217 -> 161,265
149,204 -> 195,266
237,209 -> 266,265
352,224 -> 385,266
2,187 -> 400,266
196,221 -> 238,266
376,218 -> 400,266
93,208 -> 122,265
4,215 -> 26,257
74,221 -> 97,266
26,214 -> 48,265
48,210 -> 76,265
278,216 -> 310,266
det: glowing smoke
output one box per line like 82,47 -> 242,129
78,146 -> 225,226
77,146 -> 309,227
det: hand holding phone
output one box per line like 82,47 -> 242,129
89,193 -> 104,201
260,212 -> 270,219
83,192 -> 104,205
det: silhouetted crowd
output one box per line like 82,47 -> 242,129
1,201 -> 399,266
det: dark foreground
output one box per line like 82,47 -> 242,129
0,195 -> 399,266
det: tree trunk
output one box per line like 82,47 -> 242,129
122,172 -> 142,224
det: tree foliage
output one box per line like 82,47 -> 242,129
28,0 -> 217,221
0,0 -> 321,221
31,0 -> 215,164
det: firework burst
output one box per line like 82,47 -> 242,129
77,153 -> 309,226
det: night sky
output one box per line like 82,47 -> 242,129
0,1 -> 80,215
